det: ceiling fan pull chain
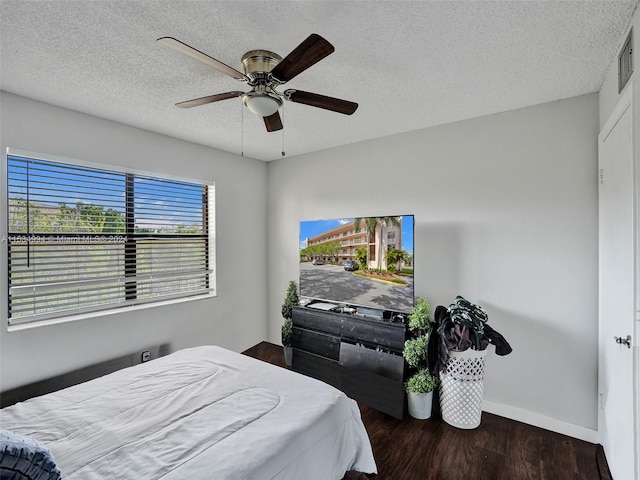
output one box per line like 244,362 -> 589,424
241,102 -> 244,157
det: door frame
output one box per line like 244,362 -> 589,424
598,80 -> 639,479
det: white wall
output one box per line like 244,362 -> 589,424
0,92 -> 268,391
267,94 -> 600,440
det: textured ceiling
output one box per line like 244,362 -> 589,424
1,1 -> 638,161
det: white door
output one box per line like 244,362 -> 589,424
599,83 -> 638,480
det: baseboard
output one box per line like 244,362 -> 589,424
482,399 -> 598,443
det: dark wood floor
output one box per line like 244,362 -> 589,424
242,342 -> 602,480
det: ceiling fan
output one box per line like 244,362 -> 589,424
157,33 -> 358,132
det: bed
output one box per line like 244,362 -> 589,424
0,345 -> 377,479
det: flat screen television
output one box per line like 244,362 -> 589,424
299,215 -> 415,315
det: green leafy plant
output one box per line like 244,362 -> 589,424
403,336 -> 428,368
403,297 -> 437,394
281,281 -> 299,321
355,246 -> 368,270
385,248 -> 409,274
408,297 -> 430,333
281,319 -> 293,347
281,281 -> 299,347
405,369 -> 439,394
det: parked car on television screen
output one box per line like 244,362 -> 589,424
343,260 -> 358,271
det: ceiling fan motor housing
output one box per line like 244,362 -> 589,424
240,50 -> 283,117
241,50 -> 282,77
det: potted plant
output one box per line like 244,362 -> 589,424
405,369 -> 439,419
281,280 -> 299,366
403,297 -> 439,419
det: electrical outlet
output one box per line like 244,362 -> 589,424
141,351 -> 151,362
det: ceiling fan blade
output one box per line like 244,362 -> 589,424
284,89 -> 358,115
264,111 -> 283,132
175,91 -> 244,108
270,34 -> 334,83
157,37 -> 247,81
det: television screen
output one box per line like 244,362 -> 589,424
299,215 -> 415,314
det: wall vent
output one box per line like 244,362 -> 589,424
618,28 -> 633,93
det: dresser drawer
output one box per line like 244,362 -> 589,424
292,327 -> 340,360
292,349 -> 341,389
340,367 -> 405,419
292,306 -> 342,336
339,342 -> 405,418
341,317 -> 405,352
338,341 -> 404,380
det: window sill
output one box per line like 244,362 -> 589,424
7,292 -> 216,332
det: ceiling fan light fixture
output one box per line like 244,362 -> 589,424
242,91 -> 282,117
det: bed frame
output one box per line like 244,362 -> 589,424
0,344 -> 169,408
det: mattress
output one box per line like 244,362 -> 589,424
0,346 -> 377,480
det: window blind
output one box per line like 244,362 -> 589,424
6,154 -> 212,325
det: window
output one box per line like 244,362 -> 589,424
6,152 -> 214,326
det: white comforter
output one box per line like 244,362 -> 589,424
0,346 -> 377,479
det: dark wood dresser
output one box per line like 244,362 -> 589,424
291,305 -> 407,418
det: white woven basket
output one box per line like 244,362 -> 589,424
439,348 -> 488,429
